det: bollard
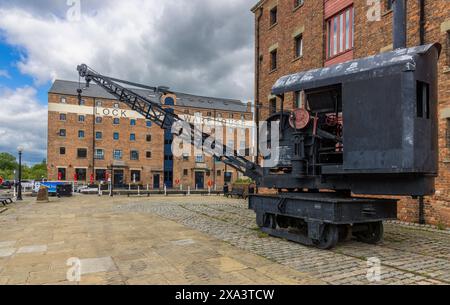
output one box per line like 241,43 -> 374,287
138,185 -> 140,196
208,186 -> 211,196
98,184 -> 101,196
188,186 -> 191,196
147,184 -> 149,191
129,183 -> 131,191
164,185 -> 167,196
13,181 -> 16,199
180,184 -> 183,191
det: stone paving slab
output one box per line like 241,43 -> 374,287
0,196 -> 323,285
116,196 -> 450,285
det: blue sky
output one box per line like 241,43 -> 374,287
0,0 -> 254,165
0,42 -> 50,104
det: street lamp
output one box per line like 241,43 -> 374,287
17,146 -> 24,201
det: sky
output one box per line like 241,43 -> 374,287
0,0 -> 256,164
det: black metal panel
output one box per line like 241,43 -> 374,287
249,193 -> 398,225
342,73 -> 405,171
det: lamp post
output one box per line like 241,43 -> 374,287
17,146 -> 24,201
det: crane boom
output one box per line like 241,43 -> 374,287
76,64 -> 262,180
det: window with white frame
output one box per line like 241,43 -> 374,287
326,6 -> 354,59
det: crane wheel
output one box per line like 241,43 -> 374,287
354,221 -> 384,244
313,224 -> 339,250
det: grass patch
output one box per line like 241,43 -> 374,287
257,232 -> 270,238
437,222 -> 447,231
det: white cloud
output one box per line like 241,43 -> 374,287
0,86 -> 47,163
0,0 -> 255,100
0,69 -> 11,78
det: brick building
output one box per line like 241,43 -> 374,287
47,80 -> 253,190
251,0 -> 450,226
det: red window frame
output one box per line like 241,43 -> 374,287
326,6 -> 354,59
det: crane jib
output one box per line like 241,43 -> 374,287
76,64 -> 262,180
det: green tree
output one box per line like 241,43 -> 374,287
26,160 -> 47,180
0,153 -> 18,180
0,153 -> 18,171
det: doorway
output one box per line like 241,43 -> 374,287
195,172 -> 205,189
113,170 -> 124,187
153,174 -> 160,189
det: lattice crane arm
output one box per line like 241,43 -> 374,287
76,64 -> 262,181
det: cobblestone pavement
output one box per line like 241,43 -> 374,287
114,196 -> 450,285
1,195 -> 449,285
0,196 -> 322,285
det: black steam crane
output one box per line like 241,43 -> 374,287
77,40 -> 440,250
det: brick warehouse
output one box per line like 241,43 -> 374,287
47,80 -> 254,190
251,0 -> 450,226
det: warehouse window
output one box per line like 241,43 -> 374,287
60,147 -> 66,155
446,31 -> 450,67
146,134 -> 152,142
446,119 -> 450,149
195,155 -> 204,163
95,99 -> 102,107
59,129 -> 66,137
78,115 -> 85,123
57,168 -> 66,181
113,118 -> 120,125
60,97 -> 67,104
216,170 -> 221,177
113,132 -> 119,140
130,133 -> 136,141
386,0 -> 393,11
131,170 -> 141,182
75,169 -> 87,182
96,117 -> 103,124
79,99 -> 86,106
78,130 -> 85,139
146,121 -> 152,128
77,148 -> 87,159
146,151 -> 152,159
326,6 -> 353,58
95,132 -> 102,140
270,49 -> 278,71
270,98 -> 277,114
183,169 -> 188,176
130,119 -> 136,126
224,172 -> 232,183
270,6 -> 277,26
95,169 -> 106,181
130,150 -> 139,160
294,34 -> 303,58
59,113 -> 66,121
113,150 -> 122,160
114,103 -> 120,109
95,149 -> 104,160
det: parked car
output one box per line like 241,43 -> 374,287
1,180 -> 14,189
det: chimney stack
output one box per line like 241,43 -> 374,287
393,0 -> 407,49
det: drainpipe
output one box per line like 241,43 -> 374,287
393,0 -> 407,49
418,0 -> 426,224
255,7 -> 263,193
419,0 -> 425,45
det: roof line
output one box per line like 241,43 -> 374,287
250,0 -> 266,12
50,79 -> 243,104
